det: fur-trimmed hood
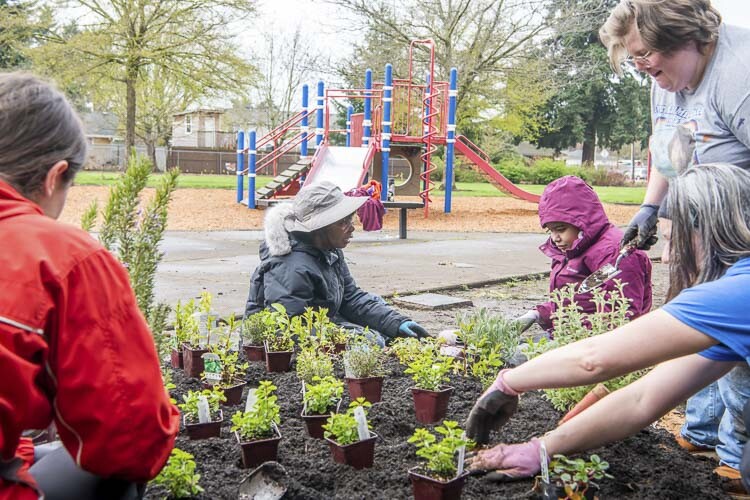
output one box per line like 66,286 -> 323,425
263,203 -> 296,256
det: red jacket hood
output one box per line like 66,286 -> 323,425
0,179 -> 43,221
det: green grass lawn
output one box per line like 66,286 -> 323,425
75,171 -> 645,204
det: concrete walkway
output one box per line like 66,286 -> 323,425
155,229 -> 663,317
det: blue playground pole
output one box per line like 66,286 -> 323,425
316,80 -> 324,147
301,84 -> 309,157
346,105 -> 353,147
381,64 -> 393,201
363,69 -> 372,147
248,131 -> 257,209
445,68 -> 458,213
236,130 -> 245,204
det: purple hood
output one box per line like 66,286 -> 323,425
538,176 -> 609,259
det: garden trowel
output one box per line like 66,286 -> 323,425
578,245 -> 634,294
238,461 -> 287,500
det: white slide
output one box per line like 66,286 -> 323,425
307,145 -> 372,191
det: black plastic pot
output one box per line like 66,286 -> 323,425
411,386 -> 454,424
265,349 -> 293,372
170,347 -> 184,369
408,467 -> 469,500
182,343 -> 208,378
346,376 -> 384,403
243,344 -> 265,362
236,427 -> 282,469
300,410 -> 331,439
184,410 -> 223,440
325,431 -> 377,469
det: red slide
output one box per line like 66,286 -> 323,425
454,135 -> 541,203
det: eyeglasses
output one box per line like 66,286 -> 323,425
335,215 -> 355,229
623,50 -> 653,69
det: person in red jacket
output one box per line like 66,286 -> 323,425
0,73 -> 179,499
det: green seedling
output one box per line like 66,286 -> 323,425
323,398 -> 371,445
151,448 -> 203,498
179,387 -> 226,423
409,421 -> 473,481
405,346 -> 454,391
231,380 -> 280,441
303,376 -> 344,415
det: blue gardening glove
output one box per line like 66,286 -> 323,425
398,321 -> 430,339
621,204 -> 660,250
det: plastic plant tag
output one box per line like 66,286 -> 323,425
353,406 -> 369,441
193,311 -> 208,347
202,353 -> 222,385
245,388 -> 258,413
229,330 -> 241,351
456,432 -> 467,477
197,395 -> 211,424
540,439 -> 549,485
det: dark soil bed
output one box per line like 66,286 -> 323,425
147,267 -> 727,499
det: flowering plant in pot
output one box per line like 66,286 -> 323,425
202,317 -> 249,405
534,454 -> 612,500
301,375 -> 343,438
264,305 -> 295,373
179,387 -> 226,440
405,344 -> 455,424
151,448 -> 203,497
241,310 -> 274,362
323,398 -> 377,469
231,380 -> 282,469
343,336 -> 388,403
408,420 -> 473,500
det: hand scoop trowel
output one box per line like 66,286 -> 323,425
578,245 -> 634,293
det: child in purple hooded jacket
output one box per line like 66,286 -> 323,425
515,176 -> 653,332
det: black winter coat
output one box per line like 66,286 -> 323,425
245,239 -> 408,338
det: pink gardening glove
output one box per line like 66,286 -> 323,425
468,438 -> 544,481
466,369 -> 521,445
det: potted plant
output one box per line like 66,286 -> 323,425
406,344 -> 455,424
151,448 -> 204,497
408,420 -> 472,500
390,337 -> 429,366
296,345 -> 335,384
231,380 -> 282,469
171,299 -> 198,369
179,387 -> 226,440
343,337 -> 388,403
301,376 -> 343,439
201,318 -> 249,405
298,307 -> 348,354
182,292 -> 216,378
534,454 -> 612,500
323,398 -> 377,469
264,304 -> 295,372
241,310 -> 273,362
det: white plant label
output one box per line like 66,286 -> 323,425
193,311 -> 209,347
245,388 -> 258,413
456,433 -> 467,477
197,395 -> 211,424
540,439 -> 549,484
201,353 -> 222,384
353,406 -> 369,441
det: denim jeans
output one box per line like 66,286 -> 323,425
681,364 -> 750,469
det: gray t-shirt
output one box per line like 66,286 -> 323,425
651,23 -> 750,175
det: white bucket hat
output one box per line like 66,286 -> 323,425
284,181 -> 368,233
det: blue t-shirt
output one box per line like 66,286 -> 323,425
662,257 -> 750,364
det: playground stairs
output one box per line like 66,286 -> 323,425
256,157 -> 313,200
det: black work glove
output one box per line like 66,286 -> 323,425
621,204 -> 660,250
466,370 -> 520,445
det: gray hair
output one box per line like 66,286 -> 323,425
666,164 -> 750,299
600,0 -> 722,74
0,72 -> 87,197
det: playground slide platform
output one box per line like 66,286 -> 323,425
305,144 -> 374,191
454,136 -> 540,203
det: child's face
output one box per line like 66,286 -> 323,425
544,222 -> 580,251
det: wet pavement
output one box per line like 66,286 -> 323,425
155,229 -> 663,317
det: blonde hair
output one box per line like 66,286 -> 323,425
599,0 -> 721,74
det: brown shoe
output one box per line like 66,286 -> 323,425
714,465 -> 750,499
675,435 -> 714,453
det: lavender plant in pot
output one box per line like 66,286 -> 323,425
179,387 -> 226,440
231,380 -> 282,469
405,342 -> 455,424
301,376 -> 343,439
296,345 -> 334,385
343,336 -> 388,403
323,398 -> 377,469
408,420 -> 472,500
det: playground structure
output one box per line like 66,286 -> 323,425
234,40 -> 540,217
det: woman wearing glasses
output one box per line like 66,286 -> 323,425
244,180 -> 429,346
598,1 -> 750,494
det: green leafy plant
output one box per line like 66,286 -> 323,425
242,310 -> 275,346
323,398 -> 371,445
151,448 -> 203,498
524,282 -> 644,411
390,337 -> 431,366
179,387 -> 226,423
203,323 -> 249,387
342,336 -> 388,378
231,380 -> 280,441
296,347 -> 335,384
408,421 -> 472,481
405,346 -> 455,391
173,299 -> 199,348
265,303 -> 295,351
303,376 -> 344,415
543,454 -> 613,499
